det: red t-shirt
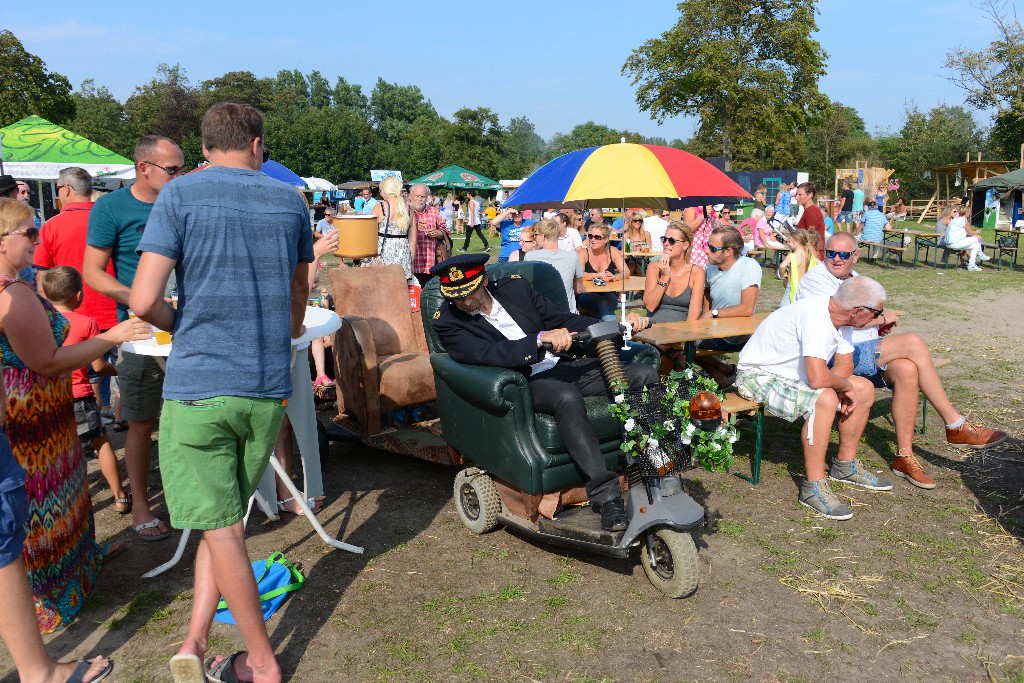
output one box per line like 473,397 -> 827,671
34,202 -> 118,330
797,204 -> 827,259
62,309 -> 101,399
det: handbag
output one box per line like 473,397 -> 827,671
998,235 -> 1018,249
436,230 -> 453,262
214,551 -> 305,624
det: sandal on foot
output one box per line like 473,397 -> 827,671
111,420 -> 128,432
132,518 -> 171,542
100,540 -> 123,561
277,496 -> 322,516
114,492 -> 132,515
313,374 -> 335,388
68,656 -> 114,683
169,653 -> 205,683
205,651 -> 249,683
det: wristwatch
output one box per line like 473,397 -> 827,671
711,309 -> 720,318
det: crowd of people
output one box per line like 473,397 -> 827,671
0,102 -> 1014,682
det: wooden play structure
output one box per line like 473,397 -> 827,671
914,154 -> 1013,223
834,162 -> 894,216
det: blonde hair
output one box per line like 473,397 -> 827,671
0,198 -> 34,237
626,210 -> 647,241
788,229 -> 820,277
664,221 -> 694,262
378,176 -> 409,230
533,218 -> 559,242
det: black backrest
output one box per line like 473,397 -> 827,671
420,261 -> 568,354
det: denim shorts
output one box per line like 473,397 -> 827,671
837,211 -> 852,222
852,338 -> 888,388
0,433 -> 28,569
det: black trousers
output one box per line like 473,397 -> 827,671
528,358 -> 658,505
461,224 -> 489,250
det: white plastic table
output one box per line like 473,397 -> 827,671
124,307 -> 364,578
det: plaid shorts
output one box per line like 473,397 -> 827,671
737,368 -> 823,424
851,210 -> 864,223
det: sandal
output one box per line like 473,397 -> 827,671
100,540 -> 123,561
114,492 -> 132,515
313,375 -> 335,388
110,420 -> 128,432
277,496 -> 323,516
132,518 -> 172,542
67,656 -> 114,683
205,651 -> 248,683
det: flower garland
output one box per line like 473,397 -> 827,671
609,368 -> 738,473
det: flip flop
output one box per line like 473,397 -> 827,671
277,496 -> 323,516
100,540 -> 123,561
205,651 -> 249,683
67,657 -> 114,683
132,518 -> 172,542
169,653 -> 206,683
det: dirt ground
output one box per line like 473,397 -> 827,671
2,260 -> 1022,683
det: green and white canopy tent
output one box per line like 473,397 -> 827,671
0,115 -> 134,181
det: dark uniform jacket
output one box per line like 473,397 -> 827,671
431,275 -> 598,377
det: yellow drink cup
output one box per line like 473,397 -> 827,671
154,330 -> 172,345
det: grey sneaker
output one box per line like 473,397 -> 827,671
829,458 -> 894,491
799,479 -> 853,520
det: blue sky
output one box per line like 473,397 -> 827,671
9,0 -> 1005,141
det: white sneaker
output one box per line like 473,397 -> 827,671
967,264 -> 982,271
978,251 -> 991,261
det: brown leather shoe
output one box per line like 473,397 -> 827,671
892,451 -> 936,489
945,420 -> 1008,449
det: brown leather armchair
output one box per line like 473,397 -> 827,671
329,264 -> 436,436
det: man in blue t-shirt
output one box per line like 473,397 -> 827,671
696,225 -> 763,387
84,134 -> 183,542
131,102 -> 312,683
491,207 -> 535,262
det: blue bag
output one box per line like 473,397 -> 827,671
214,552 -> 305,624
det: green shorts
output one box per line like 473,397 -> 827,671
159,396 -> 288,530
117,350 -> 165,422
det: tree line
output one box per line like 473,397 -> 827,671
2,0 -> 1022,202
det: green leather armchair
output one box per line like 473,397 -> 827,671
421,261 -> 659,497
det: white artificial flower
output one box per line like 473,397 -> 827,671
680,434 -> 692,445
663,420 -> 675,431
730,432 -> 739,443
685,422 -> 697,435
614,394 -> 625,404
648,438 -> 659,448
624,418 -> 636,432
684,368 -> 694,379
712,442 -> 721,450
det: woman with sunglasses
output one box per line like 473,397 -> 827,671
576,223 -> 625,319
623,210 -> 653,275
0,199 -> 150,632
941,204 -> 988,271
644,222 -> 704,324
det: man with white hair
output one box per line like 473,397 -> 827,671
409,183 -> 450,286
737,275 -> 889,520
795,232 -> 1007,489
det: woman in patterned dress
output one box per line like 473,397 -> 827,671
366,175 -> 416,283
0,199 -> 148,632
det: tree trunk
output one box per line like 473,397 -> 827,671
721,108 -> 733,172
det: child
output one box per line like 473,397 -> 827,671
778,229 -> 820,307
39,266 -> 131,515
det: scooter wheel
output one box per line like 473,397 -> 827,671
453,467 -> 500,534
640,529 -> 699,598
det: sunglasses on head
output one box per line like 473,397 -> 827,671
826,249 -> 855,260
7,227 -> 39,240
587,233 -> 605,240
660,235 -> 685,246
859,305 -> 884,319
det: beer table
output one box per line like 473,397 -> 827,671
883,228 -> 943,268
634,312 -> 770,364
124,307 -> 364,578
582,275 -> 646,294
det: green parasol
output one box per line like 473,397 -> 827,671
0,115 -> 134,180
408,165 -> 501,191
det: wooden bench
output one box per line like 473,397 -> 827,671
721,391 -> 765,485
745,249 -> 763,259
859,240 -> 907,266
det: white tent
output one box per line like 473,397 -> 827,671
302,177 -> 336,191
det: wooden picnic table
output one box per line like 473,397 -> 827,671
635,312 -> 770,364
581,275 -> 646,294
883,228 -> 943,268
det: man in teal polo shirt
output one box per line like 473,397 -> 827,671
84,134 -> 183,543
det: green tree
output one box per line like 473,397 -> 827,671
266,106 -> 375,182
877,104 -> 986,199
70,80 -> 133,157
368,79 -> 438,147
623,0 -> 828,171
440,107 -> 505,178
803,101 -> 875,190
308,71 -> 333,109
945,0 -> 1024,116
0,30 -> 75,126
497,116 -> 544,179
333,77 -> 369,116
124,64 -> 202,156
546,121 -> 640,160
200,71 -> 275,112
272,69 -> 312,113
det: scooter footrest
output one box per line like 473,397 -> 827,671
537,505 -> 624,545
